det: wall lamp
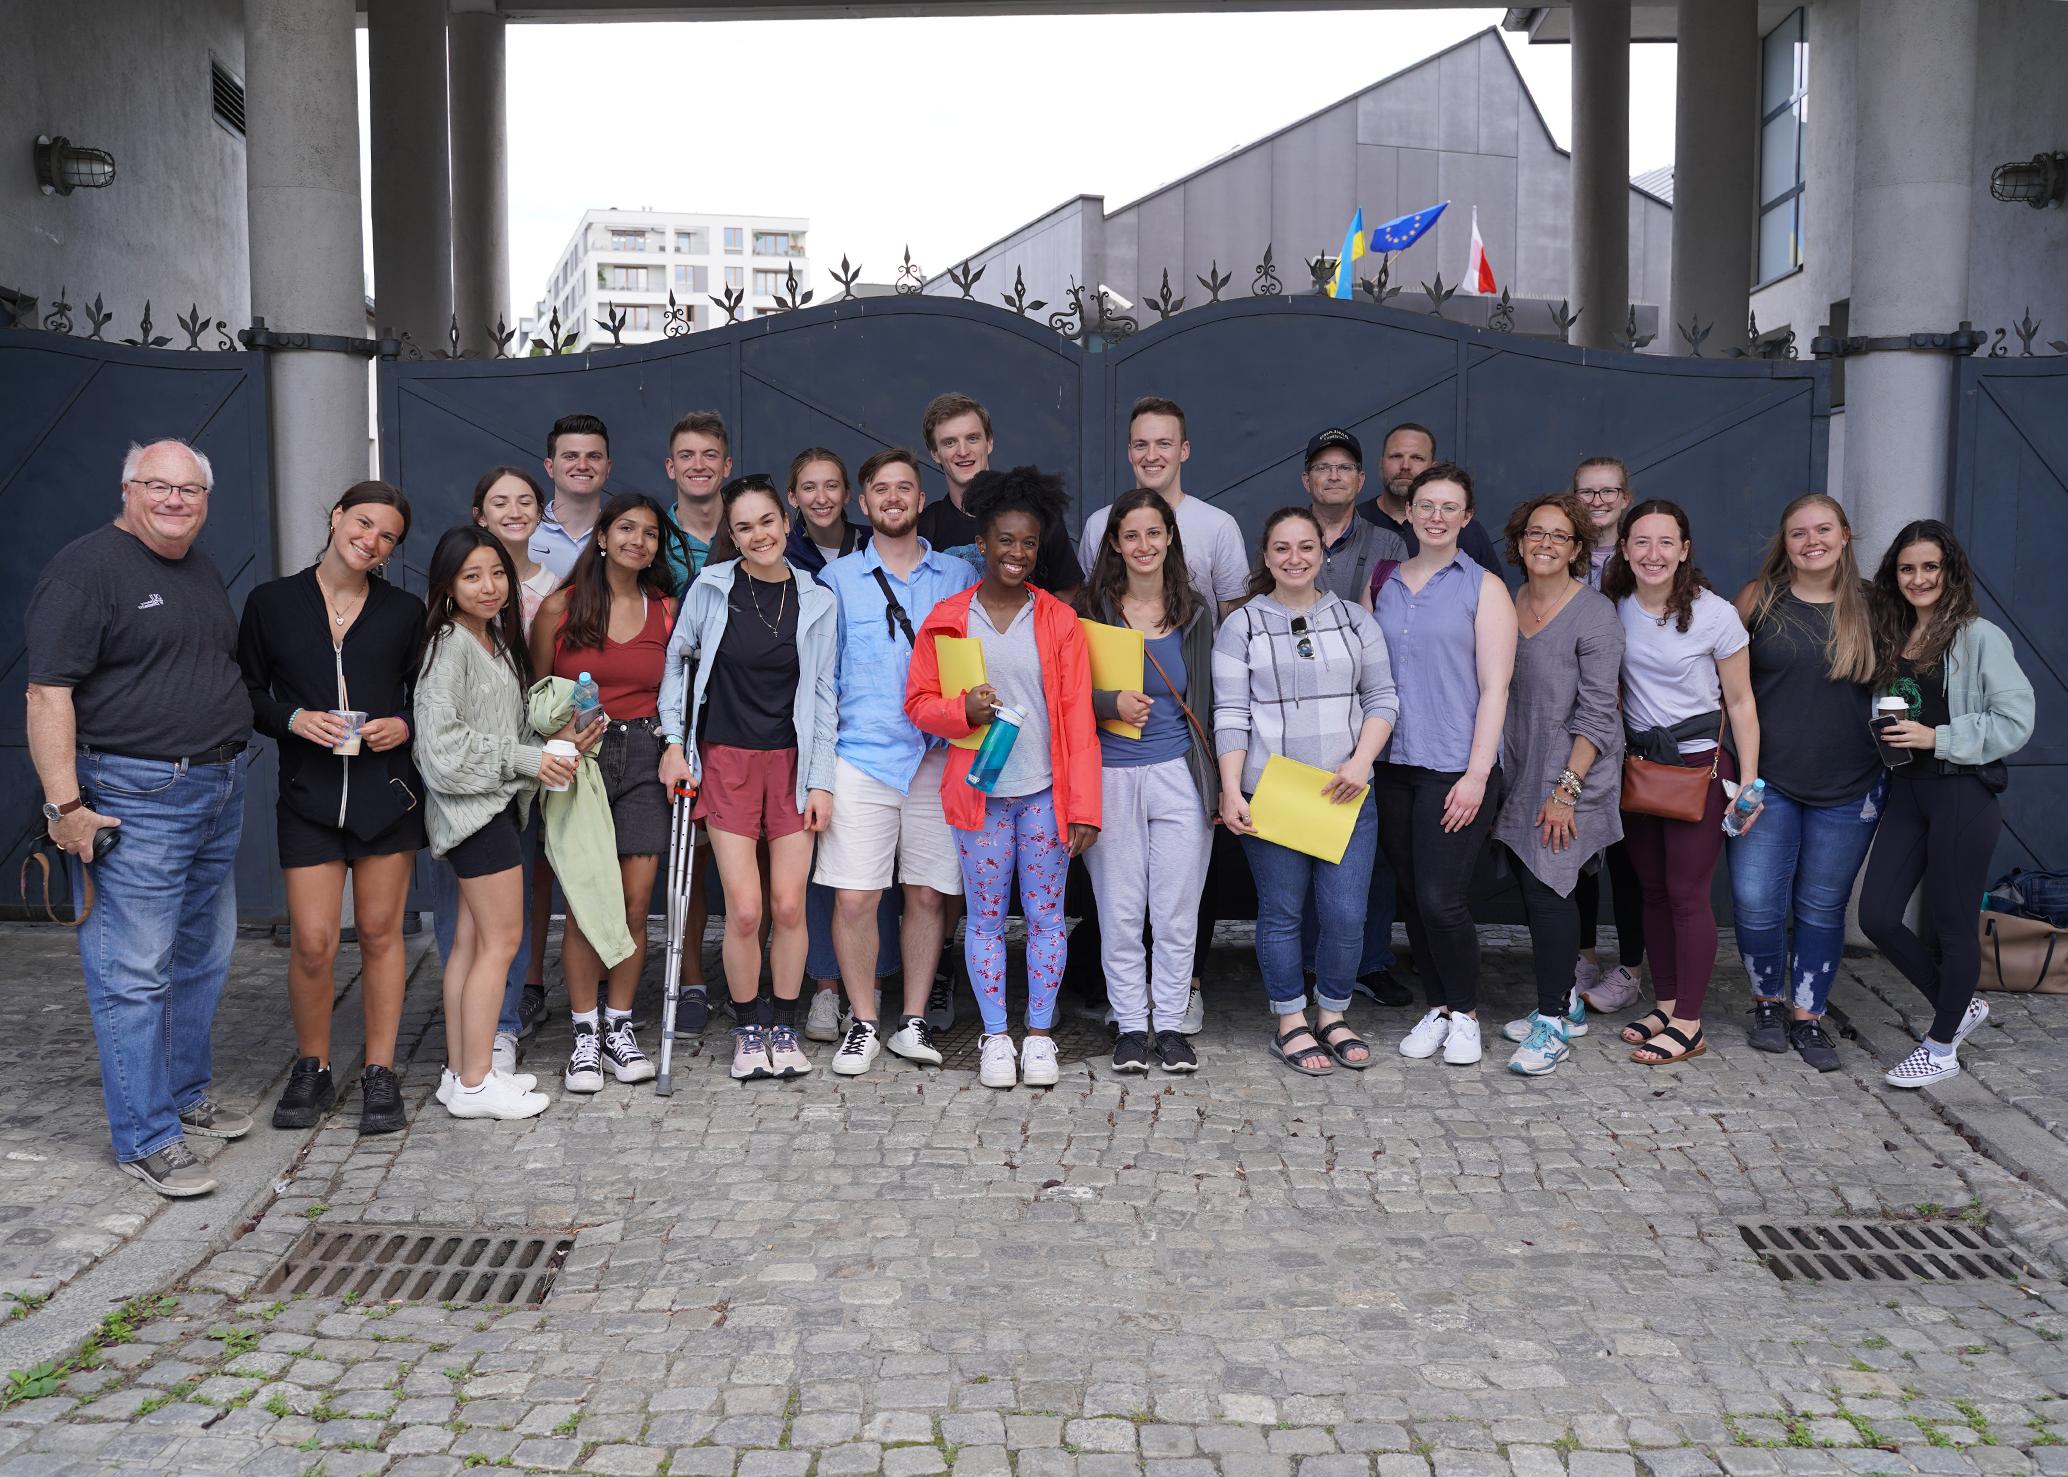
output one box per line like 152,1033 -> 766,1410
34,134 -> 117,196
1990,151 -> 2067,209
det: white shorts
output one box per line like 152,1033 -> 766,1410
813,750 -> 962,896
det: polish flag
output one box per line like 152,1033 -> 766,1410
1465,206 -> 1498,295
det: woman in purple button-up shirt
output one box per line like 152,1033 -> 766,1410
1372,463 -> 1518,1069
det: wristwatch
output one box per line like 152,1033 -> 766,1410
42,797 -> 82,825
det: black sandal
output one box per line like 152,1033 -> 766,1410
1630,1024 -> 1708,1065
1272,1025 -> 1335,1076
1619,1008 -> 1670,1046
1315,1020 -> 1372,1071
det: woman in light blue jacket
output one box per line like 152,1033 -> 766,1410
1860,520 -> 2034,1090
660,475 -> 838,1083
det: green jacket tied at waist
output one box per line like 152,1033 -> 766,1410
526,677 -> 635,970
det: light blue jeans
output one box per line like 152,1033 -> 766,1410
1728,777 -> 1887,1016
1240,795 -> 1378,1015
72,750 -> 248,1163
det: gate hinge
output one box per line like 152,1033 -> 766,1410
239,317 -> 391,358
1810,322 -> 1984,359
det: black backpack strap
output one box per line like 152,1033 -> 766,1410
871,567 -> 917,645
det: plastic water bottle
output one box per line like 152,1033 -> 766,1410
571,671 -> 606,728
964,704 -> 1024,794
1723,777 -> 1766,838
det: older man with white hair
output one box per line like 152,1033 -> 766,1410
24,439 -> 256,1198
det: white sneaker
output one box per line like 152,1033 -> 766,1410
805,989 -> 842,1042
1180,986 -> 1206,1037
886,1015 -> 943,1066
1442,1014 -> 1483,1065
1951,996 -> 1990,1049
492,1032 -> 521,1078
563,1025 -> 605,1094
831,1019 -> 880,1076
1885,1043 -> 1960,1089
1574,953 -> 1602,997
1506,1013 -> 1571,1077
1020,1035 -> 1061,1087
445,1072 -> 549,1121
979,1033 -> 1017,1089
436,1067 -> 455,1106
1503,986 -> 1590,1042
1398,1008 -> 1452,1060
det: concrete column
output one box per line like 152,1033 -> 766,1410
1670,0 -> 1758,354
448,9 -> 509,352
1843,0 -> 1978,561
244,0 -> 369,571
1568,0 -> 1630,350
368,0 -> 454,349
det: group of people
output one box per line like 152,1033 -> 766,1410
23,398 -> 2036,1198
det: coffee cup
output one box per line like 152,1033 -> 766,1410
1872,695 -> 1912,768
331,709 -> 367,756
542,738 -> 579,791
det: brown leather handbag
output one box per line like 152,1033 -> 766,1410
1979,911 -> 2068,994
1620,714 -> 1725,824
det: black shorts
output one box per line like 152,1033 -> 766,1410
599,718 -> 669,857
447,802 -> 525,879
277,804 -> 426,870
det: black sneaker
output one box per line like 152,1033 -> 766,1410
1111,1031 -> 1151,1073
358,1065 -> 406,1135
1155,1031 -> 1199,1074
1352,969 -> 1414,1008
1788,1017 -> 1841,1073
925,972 -> 956,1032
517,984 -> 547,1040
673,986 -> 710,1038
271,1058 -> 335,1130
603,1018 -> 657,1084
1748,997 -> 1789,1053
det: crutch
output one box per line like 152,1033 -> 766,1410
656,779 -> 698,1097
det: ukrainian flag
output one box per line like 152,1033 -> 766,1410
1367,201 -> 1449,255
1332,208 -> 1365,299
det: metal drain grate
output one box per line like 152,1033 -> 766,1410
257,1225 -> 576,1306
1739,1219 -> 2024,1283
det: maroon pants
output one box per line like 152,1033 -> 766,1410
1620,748 -> 1736,1020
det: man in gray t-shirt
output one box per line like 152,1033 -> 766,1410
1305,428 -> 1408,608
24,439 -> 256,1199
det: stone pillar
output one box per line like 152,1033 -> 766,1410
1569,0 -> 1630,350
448,8 -> 510,353
368,0 -> 453,349
244,0 -> 369,571
1670,0 -> 1758,355
1843,0 -> 1978,562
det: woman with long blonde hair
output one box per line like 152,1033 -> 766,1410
1727,492 -> 1881,1071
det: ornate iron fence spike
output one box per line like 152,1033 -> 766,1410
1619,306 -> 1655,352
1678,314 -> 1710,356
2052,339 -> 2068,355
396,329 -> 426,362
833,255 -> 862,301
1420,272 -> 1457,319
1251,245 -> 1281,297
947,260 -> 983,300
84,294 -> 112,341
1000,266 -> 1045,318
597,301 -> 628,346
1146,268 -> 1184,320
2013,307 -> 2042,357
662,291 -> 689,339
710,286 -> 745,325
1488,287 -> 1515,334
42,286 -> 74,336
774,263 -> 814,312
1197,261 -> 1231,304
1987,327 -> 2008,358
894,245 -> 926,296
1360,255 -> 1401,307
1548,299 -> 1579,343
123,300 -> 170,349
491,315 -> 515,358
1308,256 -> 1338,296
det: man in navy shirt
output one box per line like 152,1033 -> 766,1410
1358,422 -> 1503,573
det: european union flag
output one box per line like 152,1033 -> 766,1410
1367,201 -> 1448,255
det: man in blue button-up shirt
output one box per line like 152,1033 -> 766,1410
815,449 -> 978,1075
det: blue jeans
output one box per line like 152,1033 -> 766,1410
805,880 -> 900,983
429,829 -> 530,1035
1728,777 -> 1886,1016
1240,795 -> 1378,1015
72,751 -> 248,1163
1300,845 -> 1396,977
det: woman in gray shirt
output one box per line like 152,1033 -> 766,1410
1490,493 -> 1625,1076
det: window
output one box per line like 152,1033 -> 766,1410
753,231 -> 803,257
609,229 -> 649,253
1756,9 -> 1807,285
602,264 -> 658,292
752,270 -> 788,295
676,229 -> 707,254
724,227 -> 743,254
724,266 -> 743,290
627,305 -> 654,330
674,264 -> 708,293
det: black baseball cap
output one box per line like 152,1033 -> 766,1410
1304,428 -> 1362,468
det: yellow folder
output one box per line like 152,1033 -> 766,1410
935,635 -> 989,751
1249,754 -> 1369,865
1079,619 -> 1147,740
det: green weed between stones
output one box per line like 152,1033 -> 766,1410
0,1292 -> 179,1410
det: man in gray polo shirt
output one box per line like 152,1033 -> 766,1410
1305,428 -> 1407,607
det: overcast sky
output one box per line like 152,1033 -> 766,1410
357,7 -> 1677,325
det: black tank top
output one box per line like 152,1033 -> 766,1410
1747,590 -> 1880,806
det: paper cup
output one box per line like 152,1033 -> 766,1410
330,709 -> 367,755
542,738 -> 578,791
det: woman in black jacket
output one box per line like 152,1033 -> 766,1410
238,481 -> 427,1137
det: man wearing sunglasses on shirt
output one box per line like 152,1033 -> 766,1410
812,449 -> 979,1074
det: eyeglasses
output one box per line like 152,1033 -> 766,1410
128,477 -> 209,502
721,473 -> 776,497
1290,615 -> 1315,660
1410,500 -> 1465,519
1523,527 -> 1576,546
1574,486 -> 1626,503
1307,461 -> 1359,478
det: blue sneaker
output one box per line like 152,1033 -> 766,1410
1503,987 -> 1589,1043
1506,1013 -> 1572,1076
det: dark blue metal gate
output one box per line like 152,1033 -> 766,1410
0,331 -> 279,919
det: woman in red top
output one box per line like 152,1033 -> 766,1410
530,493 -> 674,1096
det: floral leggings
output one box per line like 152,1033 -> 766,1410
954,788 -> 1069,1035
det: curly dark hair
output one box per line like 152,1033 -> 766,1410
1075,488 -> 1201,632
1600,498 -> 1710,632
963,465 -> 1069,535
1869,518 -> 1978,684
1502,492 -> 1592,580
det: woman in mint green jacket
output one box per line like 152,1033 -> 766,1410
1859,519 -> 2034,1090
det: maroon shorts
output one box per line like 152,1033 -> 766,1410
692,744 -> 806,841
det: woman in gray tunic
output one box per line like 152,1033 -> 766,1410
1493,492 -> 1626,1076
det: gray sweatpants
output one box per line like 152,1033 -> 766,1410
1082,756 -> 1211,1033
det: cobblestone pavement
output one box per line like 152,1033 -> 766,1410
9,921 -> 2068,1477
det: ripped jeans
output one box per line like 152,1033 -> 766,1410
1728,776 -> 1887,1016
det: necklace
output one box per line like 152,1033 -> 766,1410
743,573 -> 789,638
317,571 -> 367,628
1519,580 -> 1578,632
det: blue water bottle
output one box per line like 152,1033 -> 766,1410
572,671 -> 606,727
1723,777 -> 1765,838
964,704 -> 1024,794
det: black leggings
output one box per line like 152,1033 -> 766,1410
1374,763 -> 1499,1013
1575,838 -> 1645,967
1509,849 -> 1583,1017
1858,769 -> 2001,1046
